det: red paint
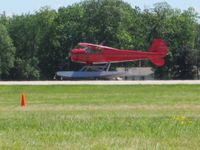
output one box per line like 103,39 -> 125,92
71,39 -> 168,67
21,94 -> 26,107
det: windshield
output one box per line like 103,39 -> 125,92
85,47 -> 103,54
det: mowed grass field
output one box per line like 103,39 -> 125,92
0,85 -> 200,150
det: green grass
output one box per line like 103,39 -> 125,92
0,85 -> 200,150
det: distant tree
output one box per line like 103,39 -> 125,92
195,24 -> 200,50
193,24 -> 200,79
0,12 -> 11,27
169,8 -> 197,79
8,14 -> 40,80
81,0 -> 137,48
172,45 -> 195,79
34,7 -> 60,79
0,24 -> 15,79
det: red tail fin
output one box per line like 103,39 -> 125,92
148,39 -> 168,55
148,39 -> 168,67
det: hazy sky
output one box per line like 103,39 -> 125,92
0,0 -> 199,15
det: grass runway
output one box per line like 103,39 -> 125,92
0,85 -> 200,150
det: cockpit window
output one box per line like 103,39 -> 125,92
85,47 -> 92,53
85,47 -> 103,54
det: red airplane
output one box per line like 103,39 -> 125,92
56,39 -> 168,79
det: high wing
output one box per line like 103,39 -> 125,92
79,43 -> 119,51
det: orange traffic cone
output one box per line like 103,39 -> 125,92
21,94 -> 26,107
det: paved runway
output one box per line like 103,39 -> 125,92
1,80 -> 200,85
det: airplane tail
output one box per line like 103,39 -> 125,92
148,39 -> 168,67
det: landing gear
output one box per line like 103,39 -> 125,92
80,63 -> 111,72
53,74 -> 63,80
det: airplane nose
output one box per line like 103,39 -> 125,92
71,48 -> 85,62
71,49 -> 78,54
71,49 -> 85,54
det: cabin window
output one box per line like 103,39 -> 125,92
85,47 -> 103,54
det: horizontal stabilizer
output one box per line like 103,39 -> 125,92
150,58 -> 165,67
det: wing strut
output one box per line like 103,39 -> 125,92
80,63 -> 111,72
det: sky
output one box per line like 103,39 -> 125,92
0,0 -> 200,16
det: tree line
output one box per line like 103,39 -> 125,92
0,0 -> 200,80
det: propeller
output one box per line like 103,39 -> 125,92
65,45 -> 74,60
66,50 -> 71,60
66,49 -> 73,70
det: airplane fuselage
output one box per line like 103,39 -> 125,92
71,48 -> 165,64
